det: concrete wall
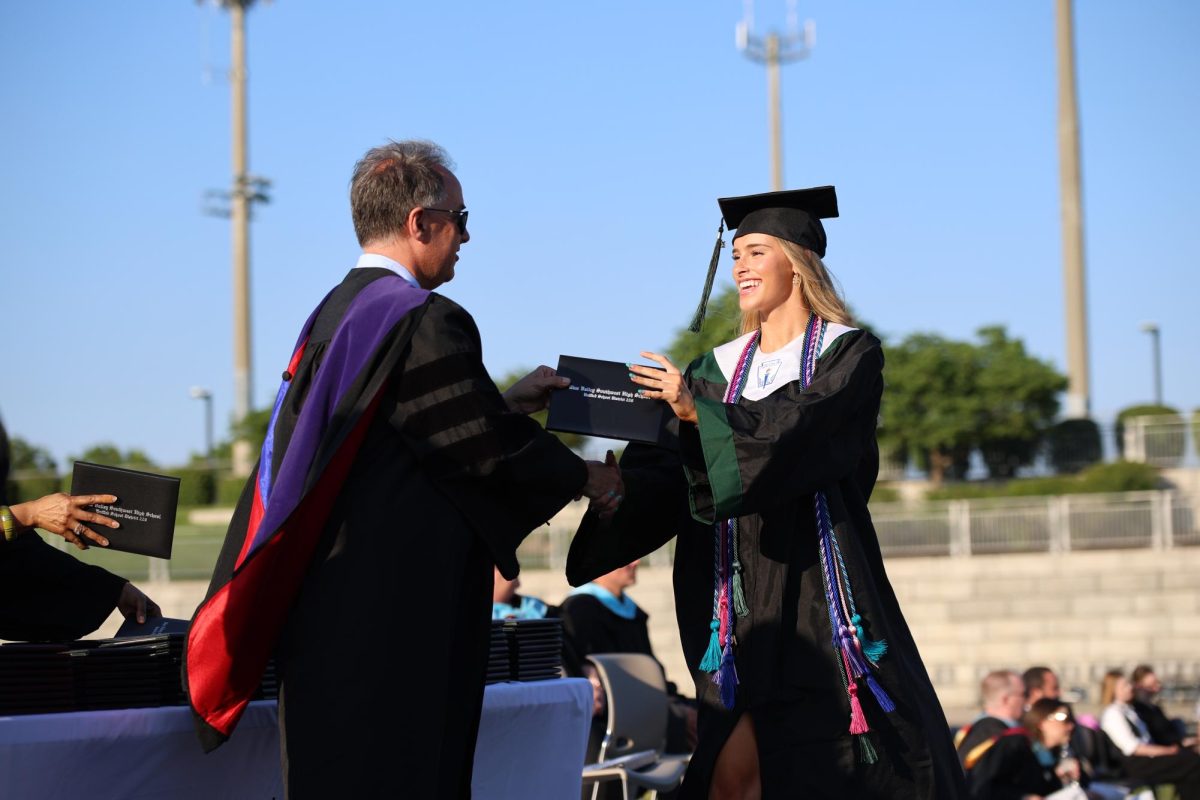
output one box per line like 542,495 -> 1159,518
92,547 -> 1200,727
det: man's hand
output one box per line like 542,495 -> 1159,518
116,582 -> 162,624
503,365 -> 569,414
580,450 -> 623,518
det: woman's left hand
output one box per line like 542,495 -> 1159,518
630,351 -> 697,424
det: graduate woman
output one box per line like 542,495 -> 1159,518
567,188 -> 965,798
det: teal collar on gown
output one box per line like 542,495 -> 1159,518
568,582 -> 638,620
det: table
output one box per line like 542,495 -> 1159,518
0,678 -> 592,799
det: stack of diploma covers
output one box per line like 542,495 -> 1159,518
487,619 -> 564,684
0,622 -> 279,715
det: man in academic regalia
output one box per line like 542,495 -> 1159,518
955,671 -> 1027,775
184,140 -> 620,799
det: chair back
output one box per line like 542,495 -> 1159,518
587,653 -> 670,761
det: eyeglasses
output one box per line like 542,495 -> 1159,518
1049,711 -> 1072,722
424,207 -> 468,235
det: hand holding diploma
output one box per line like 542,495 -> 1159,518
503,365 -> 570,414
629,352 -> 697,424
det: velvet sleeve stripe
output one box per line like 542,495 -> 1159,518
391,352 -> 483,402
692,396 -> 744,521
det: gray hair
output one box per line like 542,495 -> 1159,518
350,140 -> 454,246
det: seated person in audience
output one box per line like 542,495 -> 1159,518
1025,665 -> 1063,707
1131,664 -> 1196,750
0,420 -> 160,641
560,559 -> 697,754
1099,669 -> 1200,798
957,670 -> 1028,773
491,566 -> 555,620
969,699 -> 1106,800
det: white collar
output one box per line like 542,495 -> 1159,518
711,322 -> 858,400
355,252 -> 420,289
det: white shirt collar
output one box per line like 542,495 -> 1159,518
355,252 -> 420,289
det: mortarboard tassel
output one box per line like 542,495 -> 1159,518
688,219 -> 725,333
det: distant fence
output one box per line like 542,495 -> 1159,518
515,489 -> 1199,572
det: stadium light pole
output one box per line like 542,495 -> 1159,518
1056,0 -> 1091,419
202,0 -> 271,476
736,0 -> 814,191
190,387 -> 215,468
1139,322 -> 1162,406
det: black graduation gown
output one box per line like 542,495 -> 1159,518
956,716 -> 1012,772
966,732 -> 1062,800
0,423 -> 127,643
198,269 -> 587,799
559,594 -> 666,683
568,330 -> 966,799
0,533 -> 126,642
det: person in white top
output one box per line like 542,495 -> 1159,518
1098,669 -> 1200,798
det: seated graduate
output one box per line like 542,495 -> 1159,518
560,559 -> 697,755
967,699 -> 1087,800
0,419 -> 160,641
491,565 -> 554,620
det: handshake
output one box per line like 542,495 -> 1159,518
502,364 -> 626,518
580,450 -> 623,519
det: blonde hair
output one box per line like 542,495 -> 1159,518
739,238 -> 852,335
1100,669 -> 1125,707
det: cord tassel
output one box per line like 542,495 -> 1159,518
851,613 -> 888,664
856,733 -> 879,765
848,683 -> 870,735
713,642 -> 739,709
731,563 -> 749,618
688,219 -> 725,332
866,674 -> 896,713
699,620 -> 722,673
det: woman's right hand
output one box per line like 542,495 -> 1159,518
630,351 -> 697,424
11,493 -> 120,549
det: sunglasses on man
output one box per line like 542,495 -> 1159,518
424,207 -> 469,235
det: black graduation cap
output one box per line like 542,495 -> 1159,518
688,186 -> 839,332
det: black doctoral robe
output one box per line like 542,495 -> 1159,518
568,329 -> 966,798
188,269 -> 587,799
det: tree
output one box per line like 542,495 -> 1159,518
880,327 -> 1069,484
74,443 -> 157,469
8,437 -> 57,474
493,368 -> 585,453
878,334 -> 983,484
666,285 -> 743,369
973,326 -> 1066,478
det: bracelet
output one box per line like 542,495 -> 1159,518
0,505 -> 16,543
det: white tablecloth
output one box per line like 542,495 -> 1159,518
0,678 -> 592,800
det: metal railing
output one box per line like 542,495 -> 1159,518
37,490 -> 1200,580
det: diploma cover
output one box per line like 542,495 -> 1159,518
546,355 -> 670,445
70,461 -> 180,558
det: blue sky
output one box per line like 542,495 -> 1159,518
1,1 -> 1196,467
